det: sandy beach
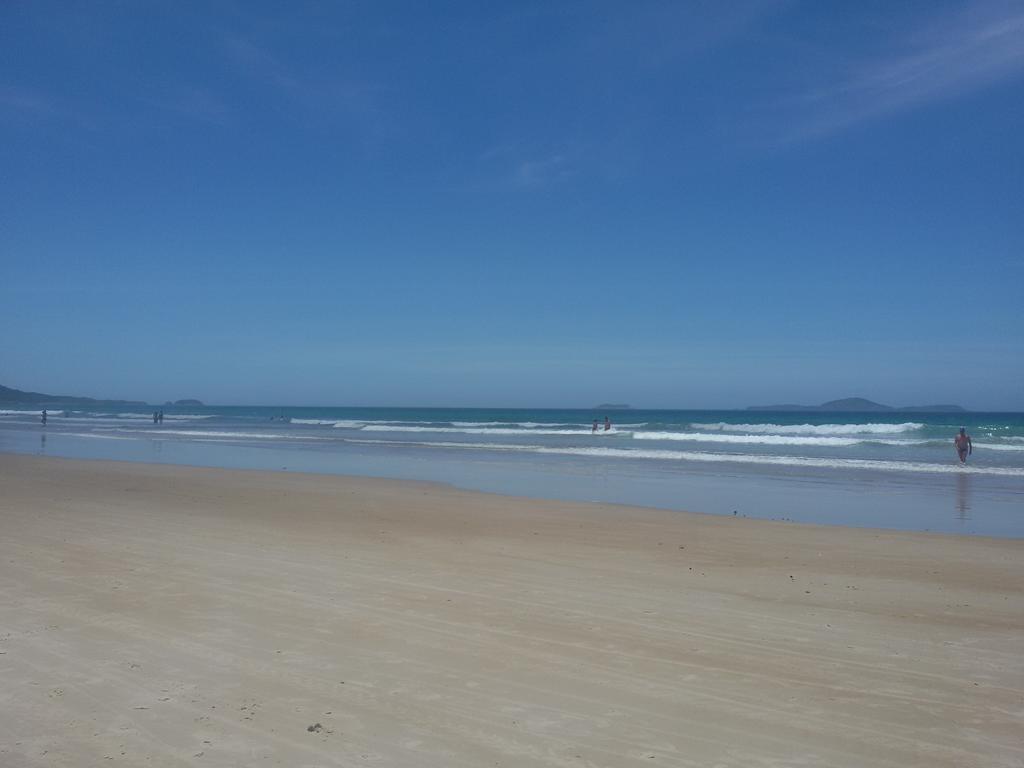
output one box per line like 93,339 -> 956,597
1,454 -> 1021,767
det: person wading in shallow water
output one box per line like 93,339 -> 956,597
954,427 -> 972,464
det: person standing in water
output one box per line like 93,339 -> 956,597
41,409 -> 47,426
592,419 -> 598,434
954,427 -> 972,464
604,416 -> 611,432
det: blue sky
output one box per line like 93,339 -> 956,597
2,1 -> 1022,409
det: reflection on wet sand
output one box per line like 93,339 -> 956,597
956,472 -> 971,520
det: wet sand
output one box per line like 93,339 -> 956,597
1,454 -> 1022,767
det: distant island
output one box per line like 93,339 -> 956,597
0,383 -> 147,407
594,403 -> 631,410
165,399 -> 204,407
747,397 -> 966,413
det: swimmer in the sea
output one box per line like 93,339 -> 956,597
954,427 -> 972,464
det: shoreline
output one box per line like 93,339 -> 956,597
3,429 -> 1021,538
2,454 -> 1022,766
0,451 -> 1015,543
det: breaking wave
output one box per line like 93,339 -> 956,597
633,431 -> 861,447
110,429 -> 334,441
359,424 -> 626,436
689,422 -> 925,436
345,438 -> 1024,477
292,418 -> 368,427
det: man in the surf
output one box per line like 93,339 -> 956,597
954,427 -> 972,464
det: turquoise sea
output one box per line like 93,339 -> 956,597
2,405 -> 1022,537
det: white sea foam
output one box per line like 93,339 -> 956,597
450,421 -> 524,427
0,409 -> 64,416
68,433 -> 138,440
112,412 -> 212,420
112,429 -> 334,441
292,418 -> 420,427
53,416 -> 147,424
690,421 -> 925,436
294,418 -> 473,428
448,421 -> 580,429
976,442 -> 1024,452
16,414 -> 177,425
343,438 -> 1024,477
359,425 -> 626,436
290,418 -> 369,427
447,420 -> 649,429
633,431 -> 861,447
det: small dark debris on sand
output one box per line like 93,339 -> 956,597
307,723 -> 323,733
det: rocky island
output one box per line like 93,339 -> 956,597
747,397 -> 966,412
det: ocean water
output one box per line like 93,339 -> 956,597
2,405 -> 1022,537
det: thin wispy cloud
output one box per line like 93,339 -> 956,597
578,0 -> 788,70
150,86 -> 232,126
221,34 -> 389,141
793,1 -> 1024,138
0,83 -> 104,134
515,153 -> 575,187
224,36 -> 302,94
475,143 -> 571,188
0,84 -> 55,116
469,1 -> 789,186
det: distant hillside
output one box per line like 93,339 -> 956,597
0,384 -> 147,407
748,397 -> 966,413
